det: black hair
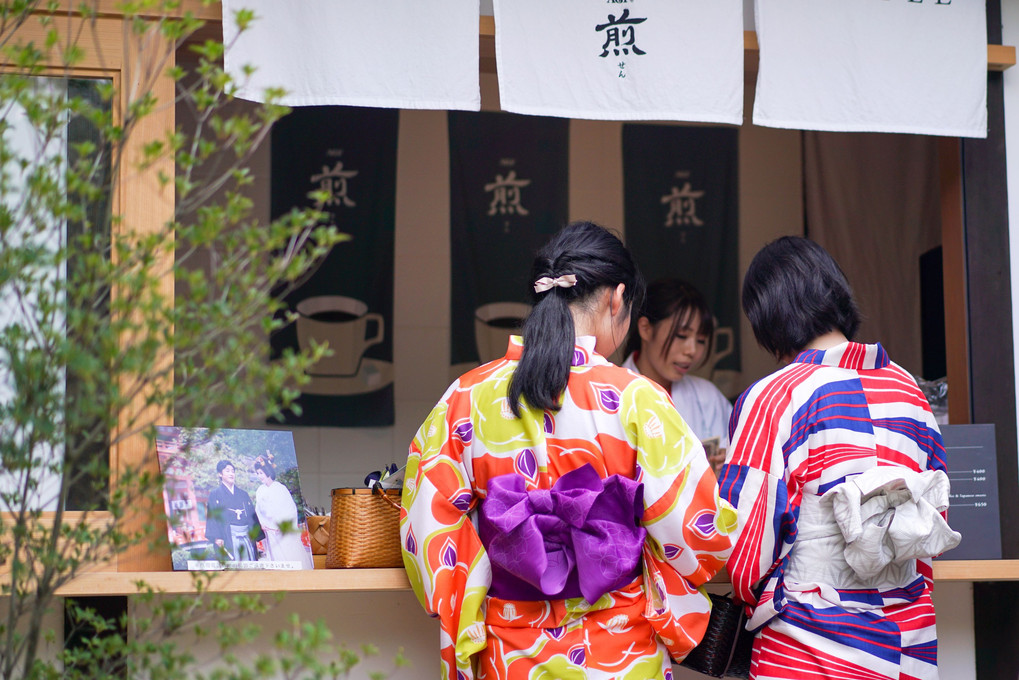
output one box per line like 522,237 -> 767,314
253,461 -> 276,480
507,221 -> 645,417
216,460 -> 233,474
623,278 -> 715,361
742,236 -> 860,359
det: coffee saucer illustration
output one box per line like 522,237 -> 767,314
300,357 -> 393,396
271,357 -> 394,396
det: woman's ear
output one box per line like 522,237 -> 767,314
637,316 -> 654,342
610,283 -> 626,318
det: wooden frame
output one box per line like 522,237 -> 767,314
1,10 -> 176,574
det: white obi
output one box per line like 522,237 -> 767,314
784,468 -> 962,592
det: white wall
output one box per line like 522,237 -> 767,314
139,590 -> 439,679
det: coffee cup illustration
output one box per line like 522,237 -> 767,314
692,326 -> 738,396
295,295 -> 384,377
475,302 -> 530,363
702,326 -> 734,375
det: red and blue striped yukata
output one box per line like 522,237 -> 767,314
718,341 -> 949,680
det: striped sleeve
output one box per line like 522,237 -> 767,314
718,369 -> 804,605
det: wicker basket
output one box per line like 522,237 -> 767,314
325,488 -> 403,569
306,515 -> 330,555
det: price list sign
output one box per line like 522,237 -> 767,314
939,424 -> 1002,560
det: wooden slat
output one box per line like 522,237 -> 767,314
989,43 -> 1017,71
31,1 -> 219,21
0,512 -> 116,576
939,137 -> 971,425
480,14 -> 494,36
0,14 -> 124,70
54,567 -> 412,596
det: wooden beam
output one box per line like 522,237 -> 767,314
989,43 -> 1018,71
114,17 -> 177,573
0,513 -> 115,576
0,15 -> 124,70
31,0 -> 220,20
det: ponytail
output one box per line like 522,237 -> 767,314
508,221 -> 644,417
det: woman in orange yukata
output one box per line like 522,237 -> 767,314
401,221 -> 737,680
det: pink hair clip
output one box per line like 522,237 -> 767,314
533,274 -> 578,294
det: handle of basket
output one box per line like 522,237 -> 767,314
373,486 -> 401,510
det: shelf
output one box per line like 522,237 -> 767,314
44,560 -> 1019,597
932,559 -> 1019,581
53,567 -> 411,597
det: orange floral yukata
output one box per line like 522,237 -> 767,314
401,336 -> 736,680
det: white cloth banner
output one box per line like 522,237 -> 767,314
222,1 -> 480,110
492,0 -> 743,123
753,0 -> 987,138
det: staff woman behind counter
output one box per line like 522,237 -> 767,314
621,278 -> 733,473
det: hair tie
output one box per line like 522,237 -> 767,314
534,274 -> 577,294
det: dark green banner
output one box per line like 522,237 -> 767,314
623,124 -> 740,373
270,106 -> 397,426
449,111 -> 568,372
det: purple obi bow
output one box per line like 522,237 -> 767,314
479,463 -> 645,603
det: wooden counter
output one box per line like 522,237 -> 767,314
45,560 -> 1019,597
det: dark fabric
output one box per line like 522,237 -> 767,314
269,106 -> 397,426
803,131 -> 941,376
448,110 -> 568,368
205,483 -> 262,559
622,124 -> 740,373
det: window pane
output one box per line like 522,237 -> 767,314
0,77 -> 112,512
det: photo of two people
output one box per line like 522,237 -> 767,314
156,426 -> 315,571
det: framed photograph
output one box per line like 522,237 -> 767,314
155,426 -> 315,571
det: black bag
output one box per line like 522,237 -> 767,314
679,593 -> 754,679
